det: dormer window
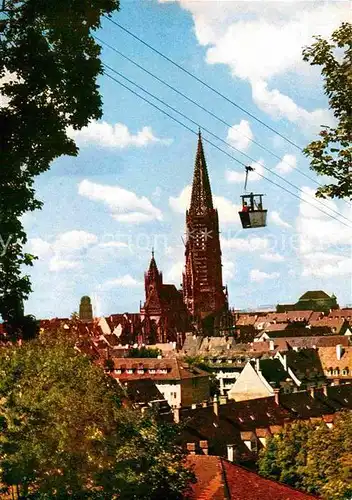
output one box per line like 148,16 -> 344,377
137,369 -> 144,374
149,369 -> 155,374
333,369 -> 339,376
127,369 -> 133,374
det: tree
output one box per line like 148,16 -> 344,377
258,414 -> 352,499
302,22 -> 352,200
258,421 -> 314,491
303,412 -> 352,500
127,347 -> 162,358
0,0 -> 120,335
0,330 -> 195,498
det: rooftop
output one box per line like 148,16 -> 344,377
186,455 -> 318,499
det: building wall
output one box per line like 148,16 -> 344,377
181,376 -> 210,407
228,363 -> 273,401
156,381 -> 182,409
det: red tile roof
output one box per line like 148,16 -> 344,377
110,358 -> 209,382
186,455 -> 318,499
328,309 -> 352,321
310,318 -> 349,334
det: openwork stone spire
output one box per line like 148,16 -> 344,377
189,131 -> 213,214
183,133 -> 228,328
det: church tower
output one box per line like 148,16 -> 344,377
183,132 -> 228,330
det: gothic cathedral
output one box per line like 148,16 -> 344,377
141,132 -> 231,340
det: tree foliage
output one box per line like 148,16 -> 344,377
127,347 -> 162,358
258,414 -> 352,499
0,0 -> 119,332
0,330 -> 195,498
302,22 -> 352,200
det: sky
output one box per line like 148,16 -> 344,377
3,0 -> 352,319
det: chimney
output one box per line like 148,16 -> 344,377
269,340 -> 275,351
199,440 -> 209,455
213,394 -> 219,416
227,444 -> 235,462
322,384 -> 328,397
274,388 -> 280,405
309,386 -> 315,398
173,407 -> 180,424
336,344 -> 343,361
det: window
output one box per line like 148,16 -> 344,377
127,369 -> 133,374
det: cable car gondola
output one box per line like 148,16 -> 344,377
238,166 -> 267,229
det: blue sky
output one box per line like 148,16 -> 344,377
7,0 -> 352,318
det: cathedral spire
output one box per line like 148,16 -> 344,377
148,249 -> 158,275
189,131 -> 213,214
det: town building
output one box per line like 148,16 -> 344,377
277,290 -> 339,313
140,250 -> 190,345
108,357 -> 210,409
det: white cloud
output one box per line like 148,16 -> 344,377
168,184 -> 241,225
166,261 -> 184,284
54,231 -> 98,252
169,185 -> 191,214
91,293 -> 104,317
100,275 -> 142,289
165,1 -> 348,131
297,187 -> 352,254
99,241 -> 129,249
302,255 -> 352,278
227,120 -> 253,152
223,260 -> 235,280
213,197 -> 241,225
67,121 -> 171,149
274,154 -> 297,175
78,179 -> 162,223
296,187 -> 352,276
49,256 -> 81,272
29,238 -> 52,260
221,236 -> 269,252
260,252 -> 285,263
225,159 -> 264,184
250,269 -> 280,282
28,230 -> 98,272
251,80 -> 334,132
270,211 -> 291,228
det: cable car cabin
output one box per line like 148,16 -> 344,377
239,194 -> 267,229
